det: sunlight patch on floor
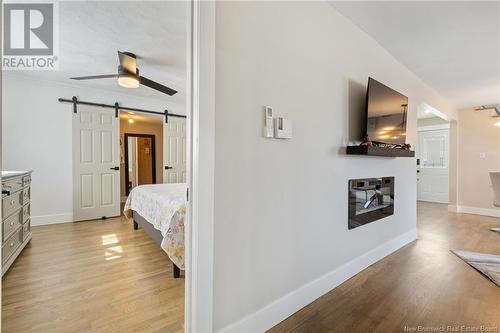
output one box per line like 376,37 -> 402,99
102,234 -> 118,245
102,235 -> 123,260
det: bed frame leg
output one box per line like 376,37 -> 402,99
133,220 -> 138,230
173,263 -> 180,278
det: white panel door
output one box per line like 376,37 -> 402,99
164,117 -> 187,183
73,107 -> 120,221
417,129 -> 449,203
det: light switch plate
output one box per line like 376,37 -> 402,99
274,117 -> 292,139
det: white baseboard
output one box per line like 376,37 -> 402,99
448,205 -> 459,213
453,205 -> 500,218
31,213 -> 73,226
218,228 -> 418,333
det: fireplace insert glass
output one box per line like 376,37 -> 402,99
348,177 -> 394,229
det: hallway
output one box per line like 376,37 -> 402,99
269,202 -> 500,332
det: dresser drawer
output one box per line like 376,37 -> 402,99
22,204 -> 30,222
2,190 -> 23,219
22,220 -> 31,242
3,209 -> 22,241
2,227 -> 22,263
2,178 -> 23,197
22,187 -> 31,204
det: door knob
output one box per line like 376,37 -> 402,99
110,166 -> 120,171
165,166 -> 173,170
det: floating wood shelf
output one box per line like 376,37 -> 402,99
346,145 -> 415,157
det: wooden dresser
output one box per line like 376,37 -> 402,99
2,171 -> 32,276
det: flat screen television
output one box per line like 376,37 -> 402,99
365,77 -> 408,145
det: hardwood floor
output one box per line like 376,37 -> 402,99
269,202 -> 500,333
2,216 -> 184,333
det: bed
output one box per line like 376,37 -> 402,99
123,183 -> 187,278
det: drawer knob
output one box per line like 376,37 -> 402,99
2,187 -> 11,196
10,242 -> 14,247
10,200 -> 15,205
10,221 -> 13,226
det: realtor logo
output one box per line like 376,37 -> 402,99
3,1 -> 59,70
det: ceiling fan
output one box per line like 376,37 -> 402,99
70,51 -> 178,96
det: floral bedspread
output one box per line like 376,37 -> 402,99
124,183 -> 187,270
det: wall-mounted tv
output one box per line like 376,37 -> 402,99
365,78 -> 408,145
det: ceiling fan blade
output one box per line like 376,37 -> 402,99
70,74 -> 119,80
118,51 -> 137,74
139,76 -> 178,96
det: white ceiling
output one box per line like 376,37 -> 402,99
15,1 -> 188,107
330,1 -> 500,109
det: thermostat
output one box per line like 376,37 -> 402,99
263,106 -> 274,138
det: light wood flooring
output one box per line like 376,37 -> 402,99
2,216 -> 184,333
269,202 -> 500,332
3,203 -> 499,333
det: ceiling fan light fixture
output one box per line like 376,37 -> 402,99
118,75 -> 139,89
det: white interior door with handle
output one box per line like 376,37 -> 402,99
417,128 -> 449,203
73,106 -> 120,221
164,116 -> 186,183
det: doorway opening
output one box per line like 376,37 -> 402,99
1,1 -> 195,331
124,134 -> 156,195
120,113 -> 165,202
416,104 -> 451,204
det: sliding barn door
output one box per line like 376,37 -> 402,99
73,106 -> 120,221
163,117 -> 186,183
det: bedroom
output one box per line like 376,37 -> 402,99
1,1 -> 189,332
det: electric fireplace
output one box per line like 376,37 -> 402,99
348,177 -> 394,229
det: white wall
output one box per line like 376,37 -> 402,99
212,2 -> 457,331
456,107 -> 500,216
2,73 -> 184,225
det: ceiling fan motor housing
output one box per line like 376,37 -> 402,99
121,51 -> 137,59
118,65 -> 139,77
